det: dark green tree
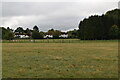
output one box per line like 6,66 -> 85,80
53,30 -> 61,39
7,27 -> 13,32
1,27 -> 8,39
109,25 -> 119,39
15,27 -> 24,34
32,31 -> 43,39
1,27 -> 14,40
33,25 -> 39,32
24,28 -> 32,37
4,31 -> 14,40
47,29 -> 54,35
78,9 -> 120,40
67,29 -> 78,38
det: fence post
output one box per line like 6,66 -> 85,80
33,39 -> 35,43
69,40 -> 70,43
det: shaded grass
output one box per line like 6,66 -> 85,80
2,40 -> 118,78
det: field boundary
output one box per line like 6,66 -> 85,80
2,39 -> 118,43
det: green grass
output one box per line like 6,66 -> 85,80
2,39 -> 118,43
2,39 -> 81,43
2,40 -> 118,78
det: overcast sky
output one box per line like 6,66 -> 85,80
1,0 -> 119,32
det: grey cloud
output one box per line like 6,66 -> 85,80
2,1 -> 119,31
118,1 -> 120,9
2,2 -> 75,17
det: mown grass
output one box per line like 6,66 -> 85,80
2,40 -> 118,78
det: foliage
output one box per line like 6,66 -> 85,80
24,28 -> 32,37
33,25 -> 39,32
78,9 -> 120,40
15,27 -> 24,34
47,29 -> 61,39
67,29 -> 78,38
109,25 -> 119,39
1,27 -> 14,40
53,30 -> 61,39
4,31 -> 14,40
32,31 -> 43,39
47,29 -> 54,35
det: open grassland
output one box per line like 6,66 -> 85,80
2,40 -> 118,78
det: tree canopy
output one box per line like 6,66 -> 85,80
1,27 -> 14,40
78,9 -> 120,40
33,25 -> 39,32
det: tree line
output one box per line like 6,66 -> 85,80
1,25 -> 78,40
1,8 -> 119,40
78,9 -> 120,40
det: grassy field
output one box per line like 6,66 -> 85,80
2,40 -> 118,78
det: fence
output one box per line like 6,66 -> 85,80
2,39 -> 81,43
2,39 -> 116,43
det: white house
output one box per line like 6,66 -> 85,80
59,34 -> 68,38
15,34 -> 30,38
59,32 -> 68,38
44,35 -> 53,39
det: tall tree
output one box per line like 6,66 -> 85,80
33,25 -> 39,32
67,29 -> 78,38
47,29 -> 54,35
4,31 -> 14,40
1,27 -> 14,40
53,30 -> 61,39
78,9 -> 120,40
32,31 -> 43,39
24,28 -> 32,37
15,27 -> 24,34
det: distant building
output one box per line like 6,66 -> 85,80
59,32 -> 68,38
44,35 -> 53,39
59,34 -> 68,38
14,32 -> 30,39
44,32 -> 68,39
15,34 -> 30,38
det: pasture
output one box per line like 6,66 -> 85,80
2,40 -> 118,78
